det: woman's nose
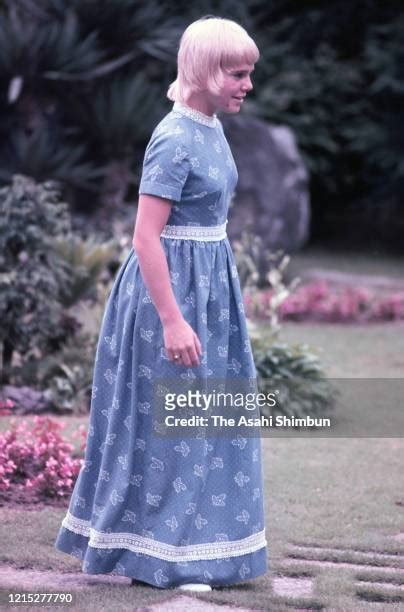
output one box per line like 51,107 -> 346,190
242,76 -> 253,92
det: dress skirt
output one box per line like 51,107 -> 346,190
55,236 -> 268,588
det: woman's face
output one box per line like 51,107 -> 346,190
208,63 -> 255,114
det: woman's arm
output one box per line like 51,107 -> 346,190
133,194 -> 202,367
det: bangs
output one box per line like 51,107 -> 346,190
219,29 -> 260,69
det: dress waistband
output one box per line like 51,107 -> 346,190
160,221 -> 227,241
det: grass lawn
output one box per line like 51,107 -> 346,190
0,322 -> 403,610
287,244 -> 404,281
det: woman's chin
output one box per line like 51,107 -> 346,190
221,103 -> 243,114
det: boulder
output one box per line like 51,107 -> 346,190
221,114 -> 310,254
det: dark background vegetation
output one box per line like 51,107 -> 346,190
0,0 -> 403,250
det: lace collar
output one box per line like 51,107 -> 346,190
173,102 -> 217,128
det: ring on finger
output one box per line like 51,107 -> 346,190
173,354 -> 180,361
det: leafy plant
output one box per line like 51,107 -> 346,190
0,127 -> 103,189
252,339 -> 336,422
0,0 -> 181,208
5,331 -> 98,415
0,175 -> 74,380
233,231 -> 265,292
52,233 -> 118,306
234,231 -> 300,335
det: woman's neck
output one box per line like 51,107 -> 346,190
182,93 -> 216,117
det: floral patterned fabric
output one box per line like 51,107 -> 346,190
54,102 -> 268,588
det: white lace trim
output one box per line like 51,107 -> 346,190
62,511 -> 266,562
160,222 -> 227,241
173,102 -> 218,128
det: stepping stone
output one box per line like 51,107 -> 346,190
282,558 -> 404,575
287,542 -> 404,563
272,576 -> 313,598
146,595 -> 254,611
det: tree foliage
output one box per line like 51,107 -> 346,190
248,1 -> 404,245
0,0 -> 402,245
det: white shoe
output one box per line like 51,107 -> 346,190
178,583 -> 212,592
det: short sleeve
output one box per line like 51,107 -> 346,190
138,125 -> 190,202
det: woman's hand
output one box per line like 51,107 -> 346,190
163,317 -> 202,367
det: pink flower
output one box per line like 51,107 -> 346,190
0,416 -> 84,500
246,281 -> 404,323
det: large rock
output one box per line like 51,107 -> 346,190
221,114 -> 310,253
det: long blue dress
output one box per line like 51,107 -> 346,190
55,102 -> 268,588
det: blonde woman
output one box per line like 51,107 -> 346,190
55,16 -> 268,591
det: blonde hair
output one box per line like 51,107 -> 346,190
167,17 -> 259,102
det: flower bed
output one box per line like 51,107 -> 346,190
0,416 -> 84,507
245,281 -> 404,323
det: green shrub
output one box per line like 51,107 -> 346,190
0,175 -> 114,414
0,175 -> 74,381
252,340 -> 336,422
38,332 -> 97,415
